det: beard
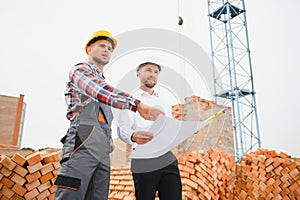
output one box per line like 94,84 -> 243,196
93,56 -> 109,66
144,82 -> 156,88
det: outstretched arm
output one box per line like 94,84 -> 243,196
69,63 -> 164,121
136,102 -> 165,121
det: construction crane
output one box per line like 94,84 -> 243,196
207,0 -> 261,162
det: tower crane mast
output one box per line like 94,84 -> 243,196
207,0 -> 261,161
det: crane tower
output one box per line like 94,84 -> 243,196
207,0 -> 261,161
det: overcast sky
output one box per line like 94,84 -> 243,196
1,0 -> 299,158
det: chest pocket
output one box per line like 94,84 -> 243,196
97,102 -> 113,125
97,106 -> 108,123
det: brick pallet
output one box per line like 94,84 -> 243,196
0,150 -> 61,200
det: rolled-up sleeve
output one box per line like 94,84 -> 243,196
117,110 -> 136,146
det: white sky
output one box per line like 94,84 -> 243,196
0,0 -> 299,158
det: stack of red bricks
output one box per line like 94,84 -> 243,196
0,150 -> 61,200
1,148 -> 300,199
235,148 -> 300,200
108,168 -> 161,200
177,148 -> 236,200
108,168 -> 135,200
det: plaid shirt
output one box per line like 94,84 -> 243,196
65,62 -> 140,121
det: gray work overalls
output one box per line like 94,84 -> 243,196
55,97 -> 113,200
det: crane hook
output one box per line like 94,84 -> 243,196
178,16 -> 183,26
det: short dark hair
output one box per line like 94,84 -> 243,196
136,62 -> 161,72
86,36 -> 115,49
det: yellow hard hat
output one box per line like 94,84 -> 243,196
85,30 -> 117,54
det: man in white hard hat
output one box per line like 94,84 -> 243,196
54,30 -> 164,200
117,62 -> 182,200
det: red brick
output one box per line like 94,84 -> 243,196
119,180 -> 133,186
279,151 -> 290,159
182,165 -> 195,175
0,186 -> 14,198
1,177 -> 14,188
52,161 -> 60,169
190,174 -> 200,186
288,161 -> 298,171
37,181 -> 51,193
274,165 -> 283,176
0,167 -> 12,177
289,168 -> 299,178
123,186 -> 134,192
26,151 -> 43,165
49,185 -> 57,194
25,179 -> 40,191
11,153 -> 26,166
48,192 -> 55,200
36,189 -> 50,200
52,169 -> 59,177
0,155 -> 16,171
123,196 -> 135,200
42,151 -> 61,164
114,185 -> 124,190
40,172 -> 54,184
265,193 -> 274,199
181,178 -> 198,189
198,178 -> 210,192
27,161 -> 42,173
180,171 -> 190,179
13,165 -> 28,177
274,158 -> 284,168
257,155 -> 267,163
185,161 -> 195,169
199,162 -> 207,171
24,188 -> 39,200
25,170 -> 41,183
289,182 -> 299,192
266,163 -> 274,173
12,183 -> 27,196
51,177 -> 57,185
40,163 -> 54,175
11,173 -> 26,186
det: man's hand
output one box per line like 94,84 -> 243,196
110,138 -> 114,151
131,131 -> 154,144
137,102 -> 165,121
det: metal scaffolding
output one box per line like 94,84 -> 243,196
207,0 -> 261,162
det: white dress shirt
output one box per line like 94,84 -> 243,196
117,88 -> 171,148
117,88 -> 177,173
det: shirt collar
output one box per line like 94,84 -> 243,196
136,88 -> 159,97
85,61 -> 105,79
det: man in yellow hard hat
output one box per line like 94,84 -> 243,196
54,30 -> 164,200
84,30 -> 118,54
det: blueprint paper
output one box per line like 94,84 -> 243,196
129,115 -> 209,159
